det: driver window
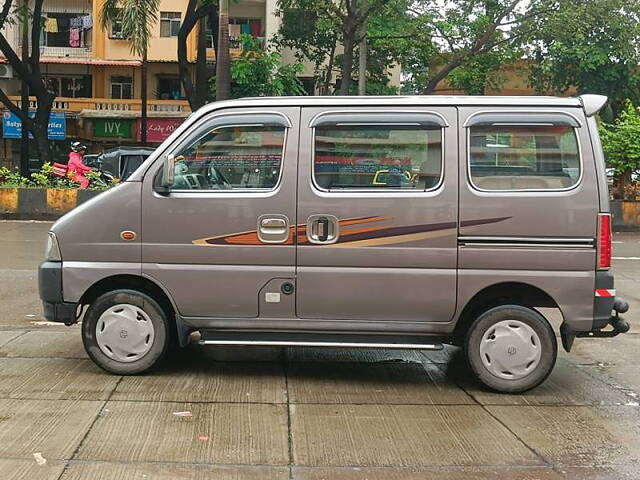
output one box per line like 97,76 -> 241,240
171,124 -> 286,190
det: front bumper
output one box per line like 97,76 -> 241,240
38,261 -> 76,324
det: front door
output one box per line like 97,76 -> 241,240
296,106 -> 458,326
141,107 -> 300,319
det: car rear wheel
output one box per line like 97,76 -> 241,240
465,305 -> 557,393
82,289 -> 169,374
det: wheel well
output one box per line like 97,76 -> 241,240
453,282 -> 560,345
79,275 -> 176,332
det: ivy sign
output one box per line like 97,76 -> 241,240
93,119 -> 134,139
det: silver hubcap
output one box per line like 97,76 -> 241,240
96,304 -> 155,363
479,320 -> 542,380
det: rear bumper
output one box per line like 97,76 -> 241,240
593,271 -> 616,329
38,261 -> 76,324
561,271 -> 630,351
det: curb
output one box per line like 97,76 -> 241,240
0,187 -> 103,220
611,201 -> 640,232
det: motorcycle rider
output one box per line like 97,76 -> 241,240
68,141 -> 92,189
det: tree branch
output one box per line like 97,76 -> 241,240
0,0 -> 12,30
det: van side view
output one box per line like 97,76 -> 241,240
38,95 -> 630,393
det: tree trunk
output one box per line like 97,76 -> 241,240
620,168 -> 634,201
177,0 -> 197,110
215,0 -> 230,101
32,122 -> 51,165
20,0 -> 30,176
141,49 -> 148,144
339,33 -> 356,95
322,41 -> 336,95
357,20 -> 367,96
195,15 -> 208,108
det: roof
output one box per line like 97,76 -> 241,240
195,95 -> 584,113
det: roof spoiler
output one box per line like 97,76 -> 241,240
579,94 -> 608,117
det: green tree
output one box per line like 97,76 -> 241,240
101,0 -> 160,144
600,102 -> 640,200
0,0 -> 56,170
404,0 -> 538,94
273,4 -> 339,94
527,0 -> 640,119
211,35 -> 306,98
275,0 -> 389,95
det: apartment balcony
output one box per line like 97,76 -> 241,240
9,96 -> 191,117
40,46 -> 92,59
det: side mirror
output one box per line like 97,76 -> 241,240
160,154 -> 175,189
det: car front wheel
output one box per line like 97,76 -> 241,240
82,289 -> 169,375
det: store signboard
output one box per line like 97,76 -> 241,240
93,118 -> 134,139
2,111 -> 66,140
137,118 -> 184,143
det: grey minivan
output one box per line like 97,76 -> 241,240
38,95 -> 630,393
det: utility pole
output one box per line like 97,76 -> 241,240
358,19 -> 367,96
20,0 -> 30,176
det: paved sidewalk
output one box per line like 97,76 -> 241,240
1,222 -> 639,479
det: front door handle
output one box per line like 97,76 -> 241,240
260,218 -> 287,231
306,214 -> 339,244
257,214 -> 290,244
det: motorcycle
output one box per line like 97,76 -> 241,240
52,161 -> 115,189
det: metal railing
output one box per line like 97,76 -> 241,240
8,96 -> 191,114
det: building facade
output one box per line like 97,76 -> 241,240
0,0 -> 284,167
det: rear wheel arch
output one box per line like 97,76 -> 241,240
453,282 -> 561,345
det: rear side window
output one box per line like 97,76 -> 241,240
171,125 -> 285,190
469,125 -> 580,191
314,124 -> 442,191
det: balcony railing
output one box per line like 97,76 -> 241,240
8,96 -> 192,115
40,46 -> 92,58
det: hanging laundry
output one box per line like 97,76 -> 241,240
70,17 -> 83,29
44,17 -> 58,33
69,28 -> 81,47
81,14 -> 92,30
57,17 -> 70,29
241,23 -> 250,35
249,20 -> 261,37
228,24 -> 241,38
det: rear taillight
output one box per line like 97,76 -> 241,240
597,213 -> 611,270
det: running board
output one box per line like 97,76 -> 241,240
198,332 -> 444,350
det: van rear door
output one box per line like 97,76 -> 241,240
295,106 -> 458,327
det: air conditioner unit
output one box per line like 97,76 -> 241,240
0,64 -> 13,79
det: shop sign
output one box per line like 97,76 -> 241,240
2,111 -> 66,140
137,118 -> 184,143
93,118 -> 134,138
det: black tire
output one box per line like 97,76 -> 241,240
82,289 -> 169,375
465,305 -> 557,393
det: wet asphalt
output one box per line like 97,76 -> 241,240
0,221 -> 639,479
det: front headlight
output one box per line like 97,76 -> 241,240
45,232 -> 62,261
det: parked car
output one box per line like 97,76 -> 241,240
85,147 -> 155,181
39,94 -> 630,393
